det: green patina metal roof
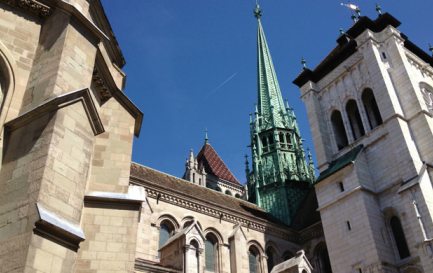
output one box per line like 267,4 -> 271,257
256,12 -> 288,128
316,145 -> 364,182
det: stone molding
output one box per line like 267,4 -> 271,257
84,185 -> 146,210
131,176 -> 301,242
2,0 -> 51,17
34,203 -> 85,252
135,258 -> 181,273
4,88 -> 105,135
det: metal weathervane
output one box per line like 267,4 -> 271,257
341,2 -> 361,22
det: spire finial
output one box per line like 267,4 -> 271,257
254,3 -> 262,19
339,28 -> 345,35
429,43 -> 433,57
375,3 -> 382,15
301,57 -> 307,70
204,128 -> 209,144
341,3 -> 361,22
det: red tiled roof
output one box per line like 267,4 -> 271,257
196,143 -> 240,185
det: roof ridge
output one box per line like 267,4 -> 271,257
130,162 -> 260,209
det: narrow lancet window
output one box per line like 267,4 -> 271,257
331,110 -> 348,150
205,234 -> 218,272
248,246 -> 260,273
346,100 -> 365,140
390,216 -> 410,259
362,89 -> 382,129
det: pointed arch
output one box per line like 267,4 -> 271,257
204,229 -> 221,273
313,242 -> 332,273
346,99 -> 365,140
248,244 -> 263,273
0,41 -> 16,137
390,216 -> 410,259
362,88 -> 382,129
156,214 -> 180,230
247,240 -> 265,255
265,244 -> 279,272
331,110 -> 348,150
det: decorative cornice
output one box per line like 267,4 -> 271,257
5,88 -> 104,135
2,0 -> 52,17
130,176 -> 300,242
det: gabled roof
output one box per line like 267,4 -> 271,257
130,163 -> 285,226
196,143 -> 240,185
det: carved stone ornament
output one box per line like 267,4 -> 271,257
3,0 -> 52,17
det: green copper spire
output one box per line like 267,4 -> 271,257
246,5 -> 315,226
256,6 -> 287,129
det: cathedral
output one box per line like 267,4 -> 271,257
0,1 -> 432,273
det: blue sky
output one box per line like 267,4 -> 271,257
101,0 -> 432,183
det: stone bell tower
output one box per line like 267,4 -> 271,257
294,7 -> 433,273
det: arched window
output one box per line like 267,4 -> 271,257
279,133 -> 285,143
390,216 -> 410,259
235,194 -> 241,198
205,233 -> 218,272
183,220 -> 193,229
331,110 -> 348,150
159,220 -> 175,250
266,247 -> 277,272
216,187 -> 222,192
362,89 -> 382,129
346,100 -> 365,140
248,246 -> 261,273
225,190 -> 232,196
314,243 -> 332,273
189,240 -> 200,273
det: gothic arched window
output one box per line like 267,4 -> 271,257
362,89 -> 382,129
248,246 -> 261,273
331,110 -> 348,150
390,216 -> 410,259
314,243 -> 332,273
189,240 -> 200,273
225,190 -> 232,196
159,220 -> 175,250
346,100 -> 365,140
205,233 -> 218,272
266,247 -> 277,272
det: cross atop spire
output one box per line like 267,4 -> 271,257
204,128 -> 209,144
254,3 -> 262,19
